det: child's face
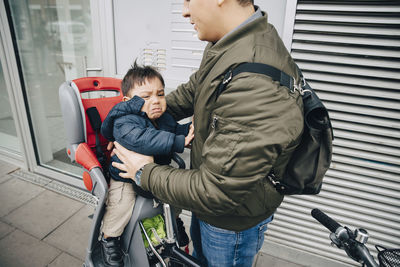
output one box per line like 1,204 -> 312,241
124,77 -> 166,121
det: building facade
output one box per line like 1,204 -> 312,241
0,0 -> 399,266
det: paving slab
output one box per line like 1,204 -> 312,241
48,252 -> 82,267
44,204 -> 94,261
0,229 -> 60,267
254,252 -> 304,267
4,190 -> 84,239
0,160 -> 18,176
0,178 -> 45,217
0,220 -> 14,239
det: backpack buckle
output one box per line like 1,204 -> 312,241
223,70 -> 233,85
267,172 -> 279,186
300,76 -> 306,88
267,172 -> 287,193
292,77 -> 304,95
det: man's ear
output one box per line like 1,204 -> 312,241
122,96 -> 129,102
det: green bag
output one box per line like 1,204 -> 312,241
141,214 -> 166,248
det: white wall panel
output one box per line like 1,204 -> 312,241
266,1 -> 400,266
113,0 -> 288,92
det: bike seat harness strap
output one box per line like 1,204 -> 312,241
86,107 -> 107,171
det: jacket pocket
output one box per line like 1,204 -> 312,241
202,114 -> 253,175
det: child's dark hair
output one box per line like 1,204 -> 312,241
121,60 -> 165,96
237,0 -> 253,6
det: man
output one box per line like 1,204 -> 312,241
113,0 -> 304,266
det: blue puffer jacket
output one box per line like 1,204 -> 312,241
101,96 -> 191,186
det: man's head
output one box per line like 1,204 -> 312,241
182,0 -> 254,43
121,61 -> 166,121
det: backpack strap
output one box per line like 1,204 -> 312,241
216,62 -> 333,195
216,62 -> 301,193
216,62 -> 300,100
216,62 -> 309,193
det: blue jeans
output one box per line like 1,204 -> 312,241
190,215 -> 273,267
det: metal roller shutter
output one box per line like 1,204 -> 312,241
265,1 -> 400,265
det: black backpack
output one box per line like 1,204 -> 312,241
216,62 -> 333,195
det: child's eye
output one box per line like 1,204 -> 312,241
142,95 -> 150,99
158,93 -> 165,97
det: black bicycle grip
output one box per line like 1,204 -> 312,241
311,209 -> 342,233
172,153 -> 186,169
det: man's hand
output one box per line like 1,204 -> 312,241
112,142 -> 154,181
185,124 -> 195,148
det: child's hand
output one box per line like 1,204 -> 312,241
107,141 -> 114,150
107,142 -> 115,156
185,124 -> 194,148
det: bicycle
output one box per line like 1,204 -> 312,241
311,209 -> 400,267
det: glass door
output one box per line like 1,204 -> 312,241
5,0 -> 106,178
0,58 -> 20,155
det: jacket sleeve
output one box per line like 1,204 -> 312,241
140,74 -> 304,216
165,71 -> 197,121
101,96 -> 145,141
156,112 -> 191,137
114,116 -> 185,155
101,106 -> 117,141
176,122 -> 191,136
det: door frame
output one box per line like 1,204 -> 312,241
0,0 -> 116,188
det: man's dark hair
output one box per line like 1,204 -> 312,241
237,0 -> 253,6
121,60 -> 165,96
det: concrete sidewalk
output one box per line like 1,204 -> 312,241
0,160 -> 94,267
0,159 -> 302,267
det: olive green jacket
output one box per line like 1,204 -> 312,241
141,12 -> 304,231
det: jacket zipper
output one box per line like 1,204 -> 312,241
211,115 -> 218,129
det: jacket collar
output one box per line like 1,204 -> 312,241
219,5 -> 262,42
206,11 -> 269,56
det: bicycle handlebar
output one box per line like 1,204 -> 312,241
311,208 -> 380,267
311,208 -> 342,233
